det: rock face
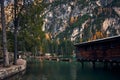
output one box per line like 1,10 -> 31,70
113,7 -> 120,16
102,18 -> 120,36
43,0 -> 120,42
96,0 -> 114,7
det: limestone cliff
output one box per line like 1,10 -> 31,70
43,0 -> 120,43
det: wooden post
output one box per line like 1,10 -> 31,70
110,62 -> 113,70
104,61 -> 108,69
92,61 -> 95,69
81,61 -> 84,69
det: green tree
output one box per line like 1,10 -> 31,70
18,1 -> 47,55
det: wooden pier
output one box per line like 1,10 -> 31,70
36,56 -> 72,62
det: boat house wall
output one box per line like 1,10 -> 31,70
74,35 -> 120,62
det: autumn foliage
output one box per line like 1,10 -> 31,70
90,31 -> 105,41
70,16 -> 78,24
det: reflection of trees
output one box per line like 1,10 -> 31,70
70,63 -> 77,80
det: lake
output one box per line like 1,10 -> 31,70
7,59 -> 120,80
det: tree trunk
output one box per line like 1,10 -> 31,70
1,0 -> 9,67
13,0 -> 18,65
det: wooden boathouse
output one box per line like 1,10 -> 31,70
74,35 -> 120,68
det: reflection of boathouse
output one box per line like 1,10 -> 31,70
74,35 -> 120,62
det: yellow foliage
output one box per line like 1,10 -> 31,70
40,46 -> 43,53
70,16 -> 78,24
91,31 -> 104,40
70,17 -> 74,24
80,38 -> 83,42
96,31 -> 104,38
93,35 -> 97,40
56,38 -> 60,45
37,36 -> 40,40
45,33 -> 50,40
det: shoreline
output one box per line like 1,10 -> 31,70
0,59 -> 26,80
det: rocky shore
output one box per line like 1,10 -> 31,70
0,59 -> 26,80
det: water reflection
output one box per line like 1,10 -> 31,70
7,60 -> 120,80
5,71 -> 25,80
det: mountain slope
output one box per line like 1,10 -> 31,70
43,0 -> 120,43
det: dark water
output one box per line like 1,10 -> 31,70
7,60 -> 120,80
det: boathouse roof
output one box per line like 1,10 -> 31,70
74,35 -> 120,47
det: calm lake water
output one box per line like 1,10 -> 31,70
7,59 -> 120,80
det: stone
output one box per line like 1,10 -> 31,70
16,59 -> 26,65
113,7 -> 120,17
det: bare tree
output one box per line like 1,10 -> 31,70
0,0 -> 9,67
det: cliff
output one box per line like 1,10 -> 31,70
43,0 -> 120,43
